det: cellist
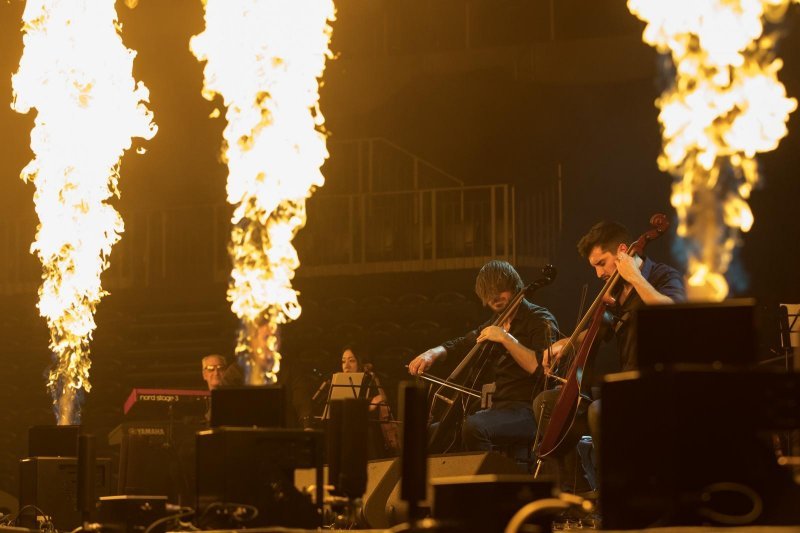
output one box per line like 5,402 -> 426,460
534,220 -> 686,492
408,260 -> 558,459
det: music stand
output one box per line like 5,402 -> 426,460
779,303 -> 800,371
322,372 -> 367,420
779,303 -> 800,482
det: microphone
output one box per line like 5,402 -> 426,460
311,378 -> 330,402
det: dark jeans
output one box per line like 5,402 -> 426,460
532,389 -> 597,493
461,402 -> 537,461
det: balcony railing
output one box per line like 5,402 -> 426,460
0,180 -> 559,293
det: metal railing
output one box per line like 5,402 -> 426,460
296,184 -> 514,273
0,178 -> 560,292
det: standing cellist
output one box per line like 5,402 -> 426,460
408,260 -> 558,459
534,220 -> 686,493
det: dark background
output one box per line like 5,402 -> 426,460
0,0 -> 797,499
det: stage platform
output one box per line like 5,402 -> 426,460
160,527 -> 800,532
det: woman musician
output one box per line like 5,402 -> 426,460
314,343 -> 400,457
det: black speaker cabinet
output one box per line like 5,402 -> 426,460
433,475 -> 554,532
97,495 -> 168,533
295,457 -> 401,529
636,299 -> 757,368
114,420 -> 204,506
382,452 -> 525,527
196,427 -> 323,529
19,457 -> 111,531
28,425 -> 79,457
601,369 -> 800,528
210,385 -> 284,428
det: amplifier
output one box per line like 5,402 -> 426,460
196,427 -> 323,529
97,495 -> 168,533
110,420 -> 204,506
19,457 -> 111,531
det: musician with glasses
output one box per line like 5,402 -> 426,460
407,260 -> 558,459
201,354 -> 228,390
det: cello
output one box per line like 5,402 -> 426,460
423,265 -> 557,452
363,363 -> 401,455
536,214 -> 669,459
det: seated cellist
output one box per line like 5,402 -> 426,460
408,260 -> 558,460
534,220 -> 686,493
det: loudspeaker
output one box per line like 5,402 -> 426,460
432,475 -> 554,532
97,495 -> 168,533
28,425 -> 79,457
636,299 -> 757,368
381,452 -> 524,528
362,457 -> 402,528
19,457 -> 111,531
601,370 -> 800,528
295,452 -> 523,528
116,420 -> 203,505
210,385 -> 284,428
294,457 -> 401,529
196,427 -> 323,529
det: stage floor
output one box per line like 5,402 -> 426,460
5,521 -> 798,532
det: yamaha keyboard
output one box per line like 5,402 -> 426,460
123,388 -> 210,420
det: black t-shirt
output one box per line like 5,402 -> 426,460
441,299 -> 558,406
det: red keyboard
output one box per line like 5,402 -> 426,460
124,388 -> 210,418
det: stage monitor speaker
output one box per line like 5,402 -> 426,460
636,299 -> 757,368
296,452 -> 526,528
19,457 -> 111,531
601,369 -> 800,528
432,475 -> 554,532
295,457 -> 401,530
97,495 -> 168,533
377,451 -> 524,528
210,385 -> 284,428
28,425 -> 79,457
196,427 -> 323,529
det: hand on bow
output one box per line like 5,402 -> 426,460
542,338 -> 569,374
476,325 -> 509,344
408,347 -> 443,375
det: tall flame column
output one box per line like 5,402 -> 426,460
627,0 -> 798,300
191,1 -> 335,383
11,0 -> 157,423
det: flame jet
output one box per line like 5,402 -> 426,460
191,1 -> 335,383
628,0 -> 798,300
12,0 -> 157,423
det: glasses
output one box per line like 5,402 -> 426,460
203,364 -> 225,373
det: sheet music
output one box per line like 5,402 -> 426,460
322,372 -> 366,419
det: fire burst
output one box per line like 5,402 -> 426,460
191,1 -> 334,382
628,0 -> 798,300
12,0 -> 157,423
